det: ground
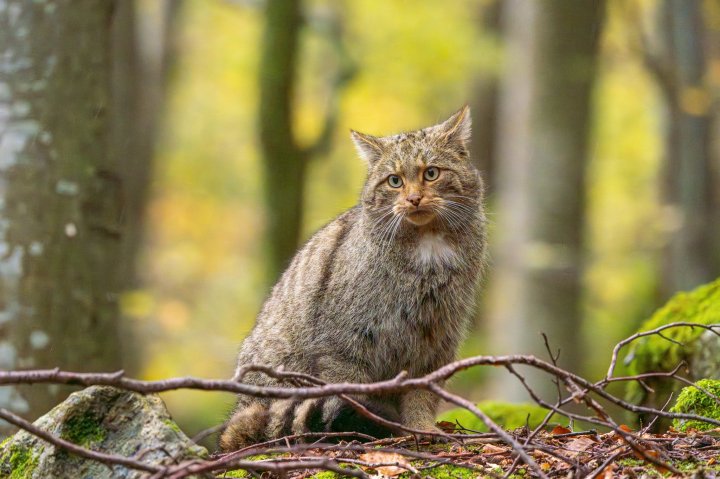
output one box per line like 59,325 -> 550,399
212,426 -> 720,478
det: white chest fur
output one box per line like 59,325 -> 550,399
415,234 -> 456,266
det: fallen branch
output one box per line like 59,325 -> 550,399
0,322 -> 717,478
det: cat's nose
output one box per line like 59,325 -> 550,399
406,193 -> 422,207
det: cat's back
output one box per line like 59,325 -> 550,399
252,206 -> 362,331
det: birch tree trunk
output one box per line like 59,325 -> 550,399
488,0 -> 605,401
0,0 -> 123,430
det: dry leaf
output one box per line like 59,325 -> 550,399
481,443 -> 507,455
436,420 -> 457,433
551,425 -> 572,435
598,463 -> 617,479
358,452 -> 414,477
618,424 -> 633,433
564,436 -> 595,457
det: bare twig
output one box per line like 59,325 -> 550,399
1,322 -> 718,478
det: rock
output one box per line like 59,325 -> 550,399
0,386 -> 208,478
625,278 -> 720,412
670,379 -> 720,432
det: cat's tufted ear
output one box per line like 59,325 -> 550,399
434,105 -> 471,149
350,130 -> 384,166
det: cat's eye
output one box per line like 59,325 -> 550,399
424,167 -> 440,181
388,175 -> 403,188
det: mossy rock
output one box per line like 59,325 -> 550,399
670,379 -> 720,432
0,386 -> 208,479
625,278 -> 720,414
438,400 -> 552,432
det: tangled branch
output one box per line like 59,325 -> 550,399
0,322 -> 718,478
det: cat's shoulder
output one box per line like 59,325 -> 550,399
297,205 -> 361,256
307,206 -> 360,241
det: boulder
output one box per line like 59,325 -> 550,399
625,278 -> 720,426
0,386 -> 208,478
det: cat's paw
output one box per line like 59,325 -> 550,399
405,424 -> 451,443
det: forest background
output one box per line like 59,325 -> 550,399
0,0 -> 719,444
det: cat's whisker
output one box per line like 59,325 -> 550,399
444,201 -> 478,219
445,194 -> 478,202
376,212 -> 402,256
376,216 -> 397,257
387,212 -> 405,250
443,200 -> 478,214
368,206 -> 398,232
438,206 -> 473,236
430,205 -> 460,232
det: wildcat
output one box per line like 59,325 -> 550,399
220,106 -> 487,451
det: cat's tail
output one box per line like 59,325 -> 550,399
219,400 -> 269,452
219,396 -> 400,452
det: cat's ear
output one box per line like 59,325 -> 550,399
434,105 -> 471,149
350,130 -> 384,166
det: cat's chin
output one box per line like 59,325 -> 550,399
404,210 -> 436,226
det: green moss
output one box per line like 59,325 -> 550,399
625,279 -> 720,408
220,455 -> 278,478
627,279 -> 720,376
221,469 -> 248,478
162,418 -> 182,435
405,463 -> 478,479
0,444 -> 39,479
438,400 -> 553,432
60,410 -> 106,446
308,472 -> 341,479
670,379 -> 720,432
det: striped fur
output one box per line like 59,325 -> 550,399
220,107 -> 487,451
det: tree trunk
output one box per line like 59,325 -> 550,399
0,0 -> 124,429
655,0 -> 716,299
469,0 -> 502,191
111,0 -> 180,376
259,0 -> 307,283
112,0 -> 181,291
488,0 -> 605,401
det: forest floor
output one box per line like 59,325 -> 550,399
214,426 -> 720,479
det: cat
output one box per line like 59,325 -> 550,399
220,106 -> 487,451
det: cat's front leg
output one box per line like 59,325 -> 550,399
400,388 -> 444,438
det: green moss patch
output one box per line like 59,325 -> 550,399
625,278 -> 720,407
60,410 -> 106,446
439,400 -> 552,432
670,379 -> 720,432
162,417 -> 183,435
406,463 -> 478,479
0,444 -> 39,479
627,279 -> 720,375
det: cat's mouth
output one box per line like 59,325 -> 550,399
404,208 -> 436,226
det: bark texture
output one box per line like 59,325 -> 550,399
0,0 -> 123,428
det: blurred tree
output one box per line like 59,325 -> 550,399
259,0 -> 355,282
112,0 -> 182,376
112,0 -> 182,290
469,0 -> 502,193
0,1 -> 125,429
640,0 -> 718,299
488,0 -> 606,401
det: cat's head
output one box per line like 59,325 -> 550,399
352,106 -> 483,232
